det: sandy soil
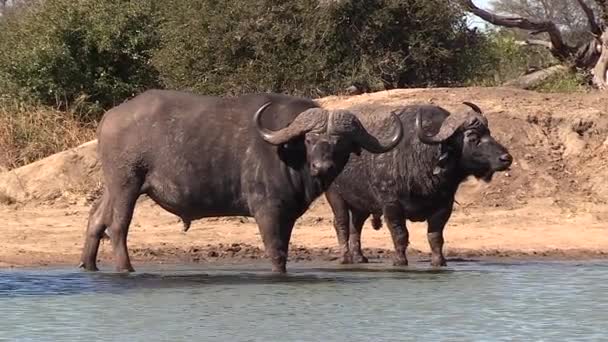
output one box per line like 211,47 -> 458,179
0,86 -> 607,269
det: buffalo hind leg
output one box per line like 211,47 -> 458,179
79,191 -> 112,271
325,191 -> 352,264
255,208 -> 295,273
349,210 -> 370,263
427,207 -> 452,267
107,183 -> 141,273
383,204 -> 409,266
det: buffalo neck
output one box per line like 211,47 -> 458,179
286,163 -> 332,208
404,143 -> 467,201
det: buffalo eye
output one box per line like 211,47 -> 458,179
465,131 -> 480,145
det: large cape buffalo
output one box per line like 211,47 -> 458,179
325,102 -> 512,266
79,90 -> 403,273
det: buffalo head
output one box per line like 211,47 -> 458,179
416,102 -> 512,182
254,102 -> 403,177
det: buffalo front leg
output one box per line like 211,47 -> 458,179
325,191 -> 352,264
79,191 -> 111,271
349,210 -> 370,263
254,209 -> 295,273
382,204 -> 409,266
427,207 -> 452,267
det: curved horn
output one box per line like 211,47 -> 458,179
462,101 -> 488,126
416,111 -> 469,145
462,101 -> 482,114
253,102 -> 277,143
254,103 -> 327,145
352,111 -> 404,154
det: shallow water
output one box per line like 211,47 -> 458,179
1,260 -> 607,341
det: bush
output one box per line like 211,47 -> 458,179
0,0 -> 161,118
533,69 -> 591,93
153,0 -> 330,96
466,30 -> 557,86
153,0 -> 489,96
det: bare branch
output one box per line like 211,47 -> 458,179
576,0 -> 602,35
461,0 -> 571,57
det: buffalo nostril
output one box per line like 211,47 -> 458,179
499,154 -> 513,164
311,162 -> 334,176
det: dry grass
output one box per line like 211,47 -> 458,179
0,101 -> 96,170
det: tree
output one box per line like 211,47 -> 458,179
490,0 -> 598,44
0,0 -> 162,115
463,0 -> 608,89
154,0 -> 487,96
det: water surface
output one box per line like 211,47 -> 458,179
1,260 -> 606,341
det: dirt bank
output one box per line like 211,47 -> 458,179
0,87 -> 607,268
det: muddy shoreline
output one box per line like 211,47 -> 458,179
2,242 -> 607,269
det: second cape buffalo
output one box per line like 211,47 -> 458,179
325,102 -> 512,266
79,90 -> 403,273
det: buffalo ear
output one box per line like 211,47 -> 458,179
352,144 -> 362,156
277,137 -> 306,168
279,136 -> 305,153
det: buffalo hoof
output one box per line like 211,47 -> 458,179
78,262 -> 99,272
271,265 -> 287,274
392,258 -> 408,266
114,265 -> 135,273
339,254 -> 354,265
352,254 -> 369,264
431,256 -> 447,267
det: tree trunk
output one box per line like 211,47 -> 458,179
503,65 -> 570,89
592,31 -> 608,89
462,0 -> 608,90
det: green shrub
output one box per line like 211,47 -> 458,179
533,69 -> 591,93
0,0 -> 161,118
153,0 -> 489,96
466,30 -> 557,86
0,0 -> 523,111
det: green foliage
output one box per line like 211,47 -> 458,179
0,0 -> 559,113
153,0 -> 329,95
466,30 -> 557,86
532,69 -> 591,93
0,0 -> 161,118
153,0 -> 489,96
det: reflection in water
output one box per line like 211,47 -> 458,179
0,264 -> 459,297
0,261 -> 607,341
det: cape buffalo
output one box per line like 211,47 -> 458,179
79,90 -> 403,273
325,102 -> 512,266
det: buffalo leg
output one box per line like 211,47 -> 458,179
79,190 -> 112,271
349,210 -> 370,263
254,208 -> 295,273
325,191 -> 352,264
427,208 -> 452,267
106,183 -> 140,273
383,204 -> 409,266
